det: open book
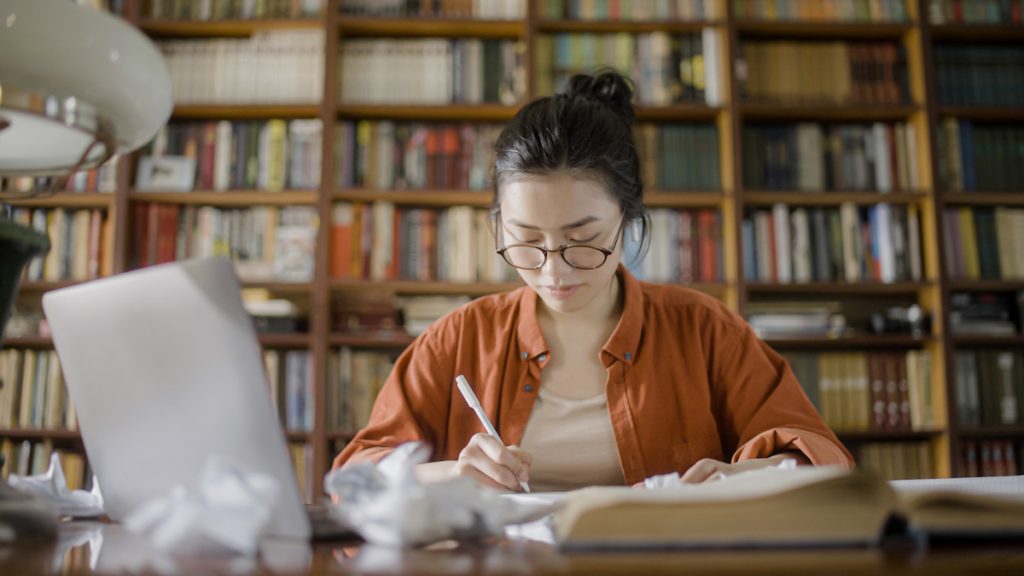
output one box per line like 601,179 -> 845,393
551,467 -> 1024,549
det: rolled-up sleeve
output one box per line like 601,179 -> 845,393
711,323 -> 853,468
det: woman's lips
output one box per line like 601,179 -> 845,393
543,285 -> 581,300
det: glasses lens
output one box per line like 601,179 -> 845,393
562,246 -> 607,269
502,246 -> 546,269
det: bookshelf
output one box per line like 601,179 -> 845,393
2,0 -> 1023,495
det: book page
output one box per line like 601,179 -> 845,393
890,475 -> 1024,500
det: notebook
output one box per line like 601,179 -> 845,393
43,257 -> 316,539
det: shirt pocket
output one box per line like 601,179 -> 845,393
671,432 -> 725,473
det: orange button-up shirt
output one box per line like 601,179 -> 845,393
333,267 -> 853,485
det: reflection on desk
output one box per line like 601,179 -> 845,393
3,521 -> 1024,575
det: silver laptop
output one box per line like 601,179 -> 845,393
42,257 -> 311,540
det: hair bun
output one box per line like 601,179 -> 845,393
564,70 -> 635,124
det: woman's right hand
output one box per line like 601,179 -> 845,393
416,433 -> 532,492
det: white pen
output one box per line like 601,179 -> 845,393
455,374 -> 531,493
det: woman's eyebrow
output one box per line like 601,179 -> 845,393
505,215 -> 602,231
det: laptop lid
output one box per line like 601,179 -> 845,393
42,257 -> 311,539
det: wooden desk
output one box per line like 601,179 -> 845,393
3,522 -> 1024,575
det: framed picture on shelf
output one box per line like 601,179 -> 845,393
135,156 -> 196,192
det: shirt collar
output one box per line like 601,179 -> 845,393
516,265 -> 644,366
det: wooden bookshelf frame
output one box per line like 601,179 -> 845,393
6,0 -> 1024,491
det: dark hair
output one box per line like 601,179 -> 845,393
492,70 -> 650,261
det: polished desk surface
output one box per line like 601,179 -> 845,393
3,522 -> 1024,575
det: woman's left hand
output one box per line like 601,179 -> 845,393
678,451 -> 812,484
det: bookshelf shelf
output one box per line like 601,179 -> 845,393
0,336 -> 53,349
837,429 -> 946,443
958,426 -> 1024,439
0,429 -> 83,441
929,24 -> 1024,42
239,281 -> 313,295
330,280 -> 522,296
946,280 -> 1024,292
763,335 -> 933,349
940,193 -> 1024,207
333,189 -> 491,207
138,19 -> 323,38
743,191 -> 928,206
329,333 -> 415,348
935,107 -> 1024,121
741,103 -> 919,121
286,431 -> 312,442
336,104 -> 519,121
4,193 -> 114,209
173,105 -> 322,120
337,18 -> 523,38
745,282 -> 930,295
536,20 -> 718,33
950,335 -> 1024,347
634,105 -> 722,121
259,333 -> 312,348
734,21 -> 913,39
645,192 -> 726,208
18,280 -> 87,292
129,191 -> 319,206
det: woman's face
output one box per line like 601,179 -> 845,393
498,173 -> 624,315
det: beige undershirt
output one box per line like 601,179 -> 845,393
518,386 -> 626,492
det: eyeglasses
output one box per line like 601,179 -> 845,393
494,213 -> 626,270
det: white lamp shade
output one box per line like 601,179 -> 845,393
0,0 -> 172,176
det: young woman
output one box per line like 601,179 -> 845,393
333,71 -> 852,492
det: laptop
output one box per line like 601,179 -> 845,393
42,257 -> 319,540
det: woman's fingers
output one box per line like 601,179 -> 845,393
680,458 -> 724,483
456,433 -> 531,490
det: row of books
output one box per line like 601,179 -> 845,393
636,123 -> 721,191
928,0 -> 1024,23
8,208 -> 111,283
340,0 -> 525,18
160,31 -> 325,104
334,121 -> 501,191
747,300 -> 846,338
142,0 -> 324,19
340,39 -> 524,105
857,442 -> 933,482
739,41 -> 908,105
0,156 -> 119,195
627,209 -> 724,284
933,45 -> 1024,107
263,350 -> 314,432
742,122 -> 920,192
131,203 -> 318,282
0,350 -> 77,432
784,351 -> 934,433
938,119 -> 1024,193
536,31 -> 723,106
140,120 -> 323,192
955,350 -> 1024,428
942,207 -> 1024,281
329,203 -> 518,283
949,292 -> 1024,336
540,0 -> 719,20
742,203 -> 923,284
0,441 -> 88,490
961,440 -> 1020,478
326,348 -> 397,433
735,0 -> 909,21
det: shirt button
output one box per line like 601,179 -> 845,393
521,352 -> 528,360
524,383 -> 534,392
625,352 -> 632,361
538,353 -> 547,362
